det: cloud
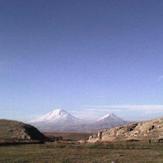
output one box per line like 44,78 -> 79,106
72,105 -> 163,121
83,104 -> 163,112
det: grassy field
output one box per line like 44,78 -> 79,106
0,142 -> 163,163
44,132 -> 92,141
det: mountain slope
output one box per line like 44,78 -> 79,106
81,113 -> 127,132
0,119 -> 46,144
31,109 -> 80,124
31,109 -> 83,131
95,113 -> 127,129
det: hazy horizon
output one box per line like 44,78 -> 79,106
0,0 -> 163,122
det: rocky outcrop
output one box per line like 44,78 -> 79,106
88,118 -> 163,143
0,119 -> 47,144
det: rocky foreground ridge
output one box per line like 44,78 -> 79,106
0,119 -> 47,144
88,117 -> 163,143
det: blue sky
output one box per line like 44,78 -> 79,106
0,0 -> 163,121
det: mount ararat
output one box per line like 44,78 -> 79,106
30,109 -> 128,132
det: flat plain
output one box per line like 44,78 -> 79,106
1,141 -> 163,163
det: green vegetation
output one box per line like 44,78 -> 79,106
0,142 -> 163,163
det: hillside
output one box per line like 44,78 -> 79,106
0,119 -> 46,144
88,117 -> 163,143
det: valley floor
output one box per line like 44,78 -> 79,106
0,142 -> 163,163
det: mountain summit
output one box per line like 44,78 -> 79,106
97,113 -> 121,121
31,109 -> 79,123
31,109 -> 82,131
93,113 -> 127,131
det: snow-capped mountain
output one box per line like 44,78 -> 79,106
97,113 -> 126,124
31,109 -> 80,123
93,113 -> 127,130
30,109 -> 83,131
97,113 -> 119,121
30,109 -> 128,132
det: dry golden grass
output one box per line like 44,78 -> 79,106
0,141 -> 163,163
44,132 -> 92,141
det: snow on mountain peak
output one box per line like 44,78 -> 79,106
31,109 -> 79,123
49,109 -> 68,116
97,113 -> 120,121
30,109 -> 128,132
